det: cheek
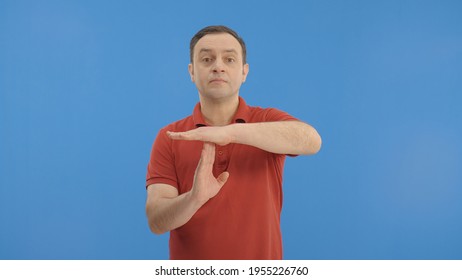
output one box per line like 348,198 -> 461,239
196,71 -> 208,84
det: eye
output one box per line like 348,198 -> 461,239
201,57 -> 212,63
226,57 -> 236,63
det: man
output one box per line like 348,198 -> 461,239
145,25 -> 321,260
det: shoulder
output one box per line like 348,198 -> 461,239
150,114 -> 195,145
246,104 -> 298,122
159,114 -> 196,133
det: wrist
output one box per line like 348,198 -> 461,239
186,188 -> 208,210
226,123 -> 241,144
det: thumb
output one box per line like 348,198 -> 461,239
216,171 -> 230,187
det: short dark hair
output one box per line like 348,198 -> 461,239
190,25 -> 247,64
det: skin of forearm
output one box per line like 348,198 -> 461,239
227,121 -> 321,155
147,190 -> 204,234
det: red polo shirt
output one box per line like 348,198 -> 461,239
146,97 -> 298,259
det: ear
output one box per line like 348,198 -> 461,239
188,63 -> 195,82
242,63 -> 249,83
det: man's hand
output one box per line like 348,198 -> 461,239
167,126 -> 234,146
191,142 -> 230,205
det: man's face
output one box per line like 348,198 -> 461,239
188,33 -> 249,101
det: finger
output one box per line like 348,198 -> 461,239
201,142 -> 215,166
167,131 -> 185,140
216,171 -> 229,187
167,130 -> 201,141
194,144 -> 210,176
196,142 -> 215,172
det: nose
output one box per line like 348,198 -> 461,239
212,58 -> 225,73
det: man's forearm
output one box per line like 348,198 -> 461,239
147,190 -> 203,234
228,121 -> 321,155
167,120 -> 321,155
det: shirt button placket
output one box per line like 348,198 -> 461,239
215,148 -> 228,173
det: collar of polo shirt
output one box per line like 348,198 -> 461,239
192,96 -> 251,127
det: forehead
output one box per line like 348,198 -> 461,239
194,33 -> 242,55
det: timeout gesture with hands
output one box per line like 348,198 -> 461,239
145,121 -> 319,234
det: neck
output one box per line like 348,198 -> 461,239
199,94 -> 239,126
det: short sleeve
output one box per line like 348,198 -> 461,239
146,127 -> 178,189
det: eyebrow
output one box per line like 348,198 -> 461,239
199,48 -> 238,55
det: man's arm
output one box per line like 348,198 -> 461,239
167,121 -> 322,155
146,142 -> 229,234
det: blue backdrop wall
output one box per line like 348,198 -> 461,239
1,0 -> 461,259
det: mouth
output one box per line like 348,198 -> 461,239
209,78 -> 227,84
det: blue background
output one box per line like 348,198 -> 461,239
1,0 -> 461,259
